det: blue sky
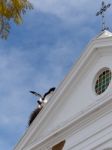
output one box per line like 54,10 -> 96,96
0,0 -> 112,149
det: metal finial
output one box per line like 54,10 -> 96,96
96,1 -> 111,31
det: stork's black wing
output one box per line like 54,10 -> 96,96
30,91 -> 42,98
43,87 -> 56,99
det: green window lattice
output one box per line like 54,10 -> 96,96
95,69 -> 111,95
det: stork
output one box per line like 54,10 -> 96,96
28,87 -> 56,126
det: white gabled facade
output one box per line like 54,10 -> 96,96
14,30 -> 112,150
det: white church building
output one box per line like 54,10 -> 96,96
14,28 -> 112,150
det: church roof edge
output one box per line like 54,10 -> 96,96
96,30 -> 112,39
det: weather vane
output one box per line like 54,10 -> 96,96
96,1 -> 111,31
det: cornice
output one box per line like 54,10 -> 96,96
23,92 -> 112,150
14,35 -> 112,150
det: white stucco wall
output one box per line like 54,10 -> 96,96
14,32 -> 112,150
46,48 -> 112,132
63,108 -> 112,150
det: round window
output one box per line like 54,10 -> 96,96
95,68 -> 111,95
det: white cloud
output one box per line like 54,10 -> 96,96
1,0 -> 112,149
0,42 -> 75,131
31,0 -> 98,23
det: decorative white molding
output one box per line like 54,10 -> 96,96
23,93 -> 112,150
14,33 -> 112,150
